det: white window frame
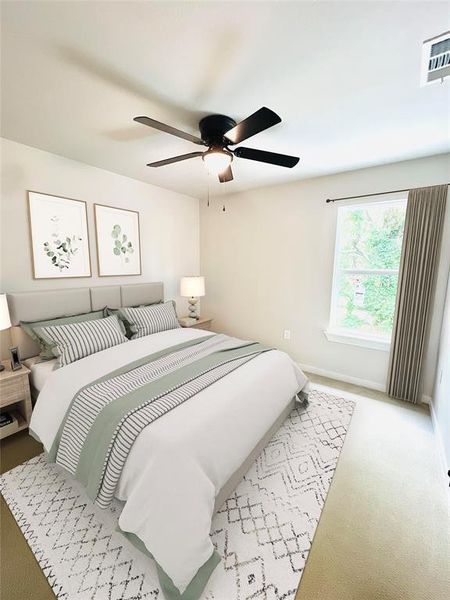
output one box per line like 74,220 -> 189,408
325,195 -> 407,351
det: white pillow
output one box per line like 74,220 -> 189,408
118,301 -> 180,339
35,315 -> 128,367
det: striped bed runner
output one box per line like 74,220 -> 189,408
51,334 -> 271,508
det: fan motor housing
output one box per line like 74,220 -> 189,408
199,114 -> 236,146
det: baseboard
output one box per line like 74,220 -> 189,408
429,399 -> 449,485
299,363 -> 432,406
298,363 -> 386,392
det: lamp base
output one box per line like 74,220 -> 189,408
188,297 -> 199,320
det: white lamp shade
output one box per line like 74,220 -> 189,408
180,276 -> 205,298
202,150 -> 232,175
0,294 -> 11,330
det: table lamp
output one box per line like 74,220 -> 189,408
180,276 -> 205,320
0,294 -> 11,372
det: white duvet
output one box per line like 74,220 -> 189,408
30,328 -> 308,594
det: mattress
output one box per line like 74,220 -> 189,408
23,356 -> 57,393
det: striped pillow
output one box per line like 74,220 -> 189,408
34,315 -> 128,367
106,302 -> 161,338
20,308 -> 107,361
118,301 -> 180,339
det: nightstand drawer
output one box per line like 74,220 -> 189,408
0,377 -> 27,406
0,362 -> 32,439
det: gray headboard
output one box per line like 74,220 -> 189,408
7,282 -> 164,359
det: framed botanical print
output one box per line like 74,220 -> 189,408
28,191 -> 91,279
94,204 -> 141,276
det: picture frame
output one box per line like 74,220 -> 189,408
9,346 -> 22,371
94,204 -> 142,276
28,191 -> 92,279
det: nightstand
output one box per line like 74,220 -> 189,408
179,316 -> 213,331
0,361 -> 32,440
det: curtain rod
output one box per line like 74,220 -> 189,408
325,183 -> 450,203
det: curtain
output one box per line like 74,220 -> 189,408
387,184 -> 448,403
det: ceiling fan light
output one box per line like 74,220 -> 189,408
202,149 -> 233,175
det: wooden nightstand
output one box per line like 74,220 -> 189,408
0,361 -> 32,440
179,316 -> 213,331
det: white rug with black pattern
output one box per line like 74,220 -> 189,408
0,389 -> 354,600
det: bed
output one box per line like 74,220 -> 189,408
7,283 -> 309,600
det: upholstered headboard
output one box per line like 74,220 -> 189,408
7,282 -> 164,359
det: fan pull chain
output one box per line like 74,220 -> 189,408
205,173 -> 226,212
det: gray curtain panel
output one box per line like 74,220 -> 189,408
387,184 -> 448,403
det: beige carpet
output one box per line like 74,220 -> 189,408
296,376 -> 450,600
0,430 -> 53,600
1,377 -> 449,600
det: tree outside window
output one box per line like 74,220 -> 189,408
329,199 -> 407,340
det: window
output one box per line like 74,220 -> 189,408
327,197 -> 407,350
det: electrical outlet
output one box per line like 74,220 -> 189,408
283,330 -> 291,340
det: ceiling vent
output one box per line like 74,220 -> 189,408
420,31 -> 450,86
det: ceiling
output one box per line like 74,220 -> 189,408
1,1 -> 449,199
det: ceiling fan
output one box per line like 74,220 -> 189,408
133,107 -> 299,183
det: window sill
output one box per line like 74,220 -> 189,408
324,329 -> 391,352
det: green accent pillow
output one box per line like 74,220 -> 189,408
20,308 -> 106,360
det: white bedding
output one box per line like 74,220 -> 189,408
30,328 -> 308,594
23,357 -> 57,392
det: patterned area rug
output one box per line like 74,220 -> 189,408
0,389 -> 354,600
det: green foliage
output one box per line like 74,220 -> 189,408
339,205 -> 404,270
111,224 -> 134,263
336,203 -> 406,336
338,273 -> 398,334
43,235 -> 81,271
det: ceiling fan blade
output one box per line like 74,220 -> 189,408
134,116 -> 205,146
218,165 -> 233,183
147,152 -> 204,168
224,107 -> 281,145
233,147 -> 299,168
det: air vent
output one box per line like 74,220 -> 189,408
421,31 -> 450,86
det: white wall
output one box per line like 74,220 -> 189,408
200,154 -> 450,398
1,139 -> 448,403
0,138 -> 200,351
432,274 -> 450,472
